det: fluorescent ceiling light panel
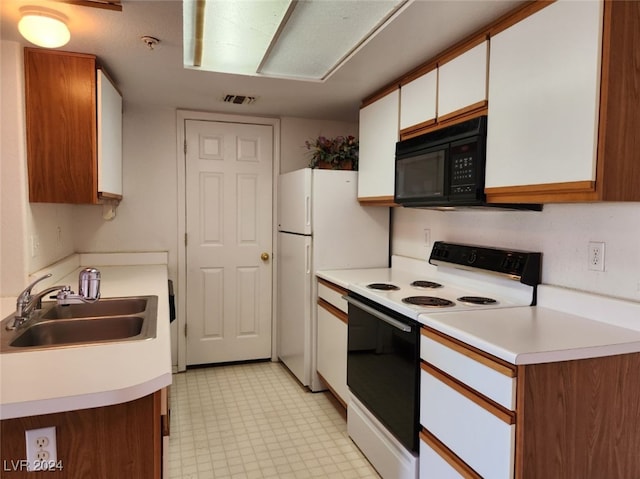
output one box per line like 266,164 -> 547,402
259,1 -> 404,80
184,0 -> 292,75
184,0 -> 406,81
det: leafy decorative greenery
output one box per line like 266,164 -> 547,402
305,135 -> 358,170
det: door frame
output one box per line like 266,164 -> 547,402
176,110 -> 281,372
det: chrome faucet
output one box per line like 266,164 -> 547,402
7,268 -> 101,330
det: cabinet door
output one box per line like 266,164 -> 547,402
317,302 -> 348,405
421,364 -> 515,479
438,40 -> 488,121
25,49 -> 97,204
97,69 -> 123,198
485,0 -> 603,191
357,89 -> 399,202
400,69 -> 437,131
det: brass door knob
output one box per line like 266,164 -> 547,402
261,252 -> 270,261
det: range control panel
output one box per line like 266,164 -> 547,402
429,241 -> 542,286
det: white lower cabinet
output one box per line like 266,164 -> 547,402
421,366 -> 515,479
419,433 -> 465,479
420,327 -> 516,479
316,279 -> 348,405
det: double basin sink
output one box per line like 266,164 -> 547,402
0,296 -> 158,353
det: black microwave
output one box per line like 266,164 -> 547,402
395,116 -> 489,207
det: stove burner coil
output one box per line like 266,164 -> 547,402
367,283 -> 400,291
457,296 -> 498,305
411,280 -> 442,289
402,296 -> 455,307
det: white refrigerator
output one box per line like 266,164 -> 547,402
277,168 -> 389,391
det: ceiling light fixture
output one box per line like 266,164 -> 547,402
18,7 -> 70,49
183,0 -> 408,82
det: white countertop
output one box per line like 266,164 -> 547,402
317,265 -> 640,366
420,305 -> 640,365
0,261 -> 171,419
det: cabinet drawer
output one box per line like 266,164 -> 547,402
421,365 -> 515,479
420,429 -> 480,479
421,328 -> 516,410
317,278 -> 347,313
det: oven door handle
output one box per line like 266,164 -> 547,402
342,295 -> 412,332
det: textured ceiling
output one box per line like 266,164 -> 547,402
0,0 -> 523,122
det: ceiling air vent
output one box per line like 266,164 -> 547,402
222,95 -> 257,105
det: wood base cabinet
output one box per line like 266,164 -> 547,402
1,390 -> 166,478
24,48 -> 123,204
420,327 -> 640,479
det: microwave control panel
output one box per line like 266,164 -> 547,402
449,137 -> 482,196
450,154 -> 477,194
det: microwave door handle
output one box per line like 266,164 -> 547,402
342,295 -> 412,332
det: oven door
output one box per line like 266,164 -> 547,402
345,293 -> 420,452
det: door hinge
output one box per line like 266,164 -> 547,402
184,323 -> 187,337
184,139 -> 187,154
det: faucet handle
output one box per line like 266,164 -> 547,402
18,273 -> 52,301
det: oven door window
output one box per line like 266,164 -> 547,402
395,145 -> 447,203
347,297 -> 420,452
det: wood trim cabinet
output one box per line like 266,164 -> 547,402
0,390 -> 164,478
316,278 -> 349,407
420,325 -> 640,478
357,88 -> 399,205
485,0 -> 640,203
24,48 -> 123,204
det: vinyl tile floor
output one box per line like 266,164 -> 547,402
168,361 -> 381,479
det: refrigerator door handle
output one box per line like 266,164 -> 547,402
306,243 -> 311,274
305,195 -> 311,228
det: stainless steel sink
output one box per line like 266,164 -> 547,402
1,295 -> 158,353
42,297 -> 148,319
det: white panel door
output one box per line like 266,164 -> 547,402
185,119 -> 273,365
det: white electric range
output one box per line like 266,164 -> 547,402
348,241 -> 541,321
342,241 -> 542,479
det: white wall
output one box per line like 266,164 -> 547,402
393,203 -> 640,301
280,117 -> 357,173
73,104 -> 179,280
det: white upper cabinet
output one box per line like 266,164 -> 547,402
358,88 -> 399,203
399,40 -> 488,136
438,40 -> 488,120
97,68 -> 123,198
400,69 -> 437,131
485,0 -> 602,190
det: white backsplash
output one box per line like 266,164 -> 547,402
392,202 -> 640,302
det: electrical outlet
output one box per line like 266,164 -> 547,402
31,234 -> 40,258
424,228 -> 431,247
588,241 -> 605,272
25,426 -> 57,471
